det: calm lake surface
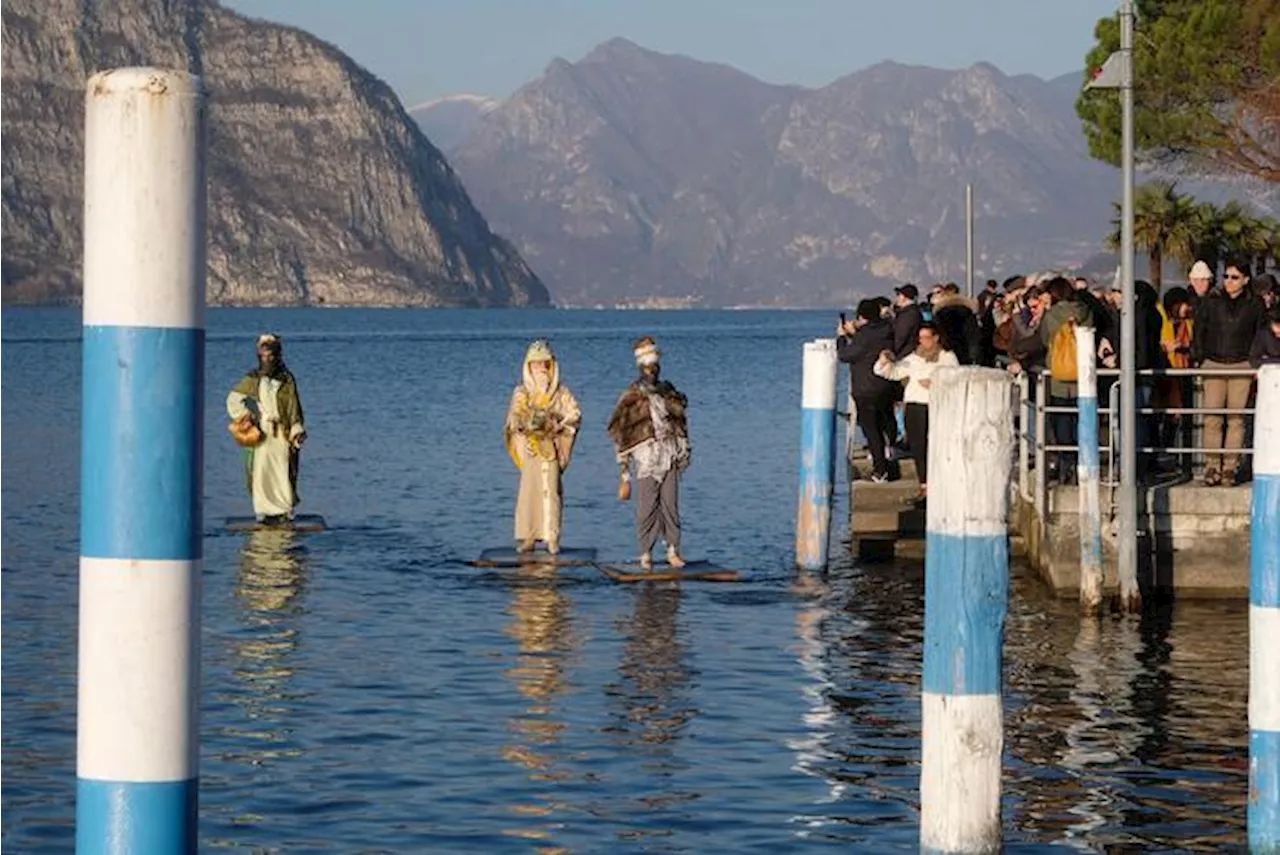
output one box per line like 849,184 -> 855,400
2,308 -> 1250,852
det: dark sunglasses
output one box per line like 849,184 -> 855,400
1225,273 -> 1245,280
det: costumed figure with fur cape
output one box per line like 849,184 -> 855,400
607,337 -> 691,569
226,333 -> 307,523
505,339 -> 582,554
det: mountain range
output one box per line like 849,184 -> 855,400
1,0 -> 547,307
421,38 -> 1276,308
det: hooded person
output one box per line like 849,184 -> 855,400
504,339 -> 582,554
226,333 -> 307,523
607,336 -> 691,570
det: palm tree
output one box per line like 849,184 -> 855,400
1108,181 -> 1200,288
1214,201 -> 1269,270
1254,216 -> 1280,274
1193,202 -> 1225,276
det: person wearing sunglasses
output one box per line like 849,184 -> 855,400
1191,259 -> 1266,486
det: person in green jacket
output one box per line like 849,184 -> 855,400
226,334 -> 307,523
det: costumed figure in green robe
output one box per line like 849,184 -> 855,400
504,339 -> 582,554
607,336 -> 691,570
226,333 -> 307,523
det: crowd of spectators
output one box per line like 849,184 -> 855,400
838,259 -> 1280,489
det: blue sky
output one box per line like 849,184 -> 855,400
223,0 -> 1120,108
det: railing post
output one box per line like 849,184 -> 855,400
1018,373 -> 1030,503
1076,327 -> 1103,615
797,339 -> 838,571
1035,372 -> 1047,536
1250,364 -> 1280,851
921,367 -> 1012,854
77,68 -> 207,854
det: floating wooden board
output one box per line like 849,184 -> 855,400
467,546 -> 598,568
225,514 -> 327,533
596,561 -> 741,583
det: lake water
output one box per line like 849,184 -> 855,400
2,308 -> 1250,852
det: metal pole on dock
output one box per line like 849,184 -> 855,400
77,67 -> 207,854
921,367 -> 1012,853
1116,0 -> 1141,613
1076,326 -> 1104,615
1250,364 -> 1280,851
796,338 -> 838,571
965,184 -> 975,299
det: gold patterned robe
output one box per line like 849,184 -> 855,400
504,360 -> 581,547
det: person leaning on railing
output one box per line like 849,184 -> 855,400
1191,258 -> 1267,486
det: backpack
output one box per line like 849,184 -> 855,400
1049,317 -> 1079,383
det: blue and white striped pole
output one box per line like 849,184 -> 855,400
77,67 -> 207,855
1251,364 -> 1280,852
1076,325 -> 1104,615
922,367 -> 1012,853
796,338 -> 838,571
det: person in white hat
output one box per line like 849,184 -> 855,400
504,339 -> 582,554
226,333 -> 308,523
1187,260 -> 1214,306
607,336 -> 691,569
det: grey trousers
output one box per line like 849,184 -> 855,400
637,469 -> 681,554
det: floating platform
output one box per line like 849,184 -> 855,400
467,546 -> 598,568
596,561 -> 741,583
225,514 -> 327,533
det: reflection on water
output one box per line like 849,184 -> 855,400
501,563 -> 580,851
608,582 -> 696,750
221,529 -> 311,771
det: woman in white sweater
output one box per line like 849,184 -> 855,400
873,322 -> 958,501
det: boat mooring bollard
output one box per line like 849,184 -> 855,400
77,67 -> 207,854
1076,325 -> 1104,616
1251,364 -> 1280,852
922,367 -> 1012,854
796,338 -> 838,571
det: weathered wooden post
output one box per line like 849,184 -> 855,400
796,339 -> 838,571
1076,325 -> 1104,615
77,67 -> 207,854
1251,364 -> 1280,852
921,367 -> 1012,853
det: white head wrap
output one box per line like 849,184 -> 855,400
633,338 -> 660,367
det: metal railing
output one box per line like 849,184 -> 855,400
1014,366 -> 1260,525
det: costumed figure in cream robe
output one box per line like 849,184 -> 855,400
607,337 -> 691,570
504,339 -> 582,554
226,334 -> 307,523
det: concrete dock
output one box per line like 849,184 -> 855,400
847,447 -> 1254,599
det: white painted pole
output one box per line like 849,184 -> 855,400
797,339 -> 838,571
921,367 -> 1012,853
77,67 -> 207,855
1250,364 -> 1280,850
1076,325 -> 1103,615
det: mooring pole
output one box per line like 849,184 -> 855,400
921,367 -> 1012,853
1076,325 -> 1104,615
797,338 -> 838,571
1250,365 -> 1280,851
77,67 -> 207,854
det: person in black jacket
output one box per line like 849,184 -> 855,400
838,299 -> 898,481
1251,306 -> 1280,367
1131,281 -> 1167,480
891,284 -> 923,359
1193,259 -> 1265,485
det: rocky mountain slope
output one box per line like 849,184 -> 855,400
1,0 -> 548,307
445,38 -> 1129,307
